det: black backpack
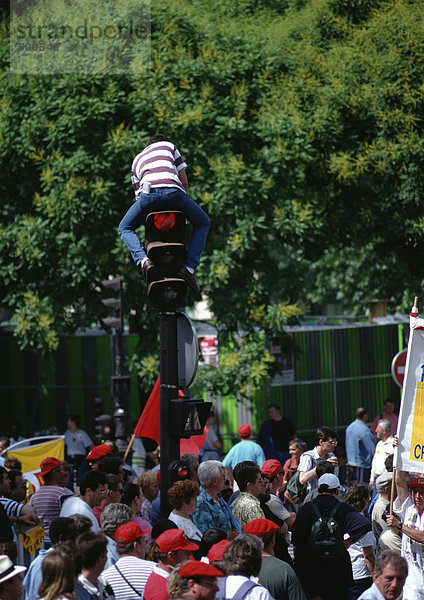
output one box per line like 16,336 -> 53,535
308,500 -> 345,560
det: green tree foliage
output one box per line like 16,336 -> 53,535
1,0 -> 424,394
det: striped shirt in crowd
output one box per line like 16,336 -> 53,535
30,485 -> 73,544
131,141 -> 187,196
101,556 -> 156,600
0,497 -> 24,517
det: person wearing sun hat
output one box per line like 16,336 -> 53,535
167,561 -> 224,600
243,519 -> 306,600
30,457 -> 73,548
222,425 -> 266,488
144,529 -> 199,600
0,555 -> 26,600
101,521 -> 155,600
386,464 -> 424,600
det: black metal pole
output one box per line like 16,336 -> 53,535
159,311 -> 180,519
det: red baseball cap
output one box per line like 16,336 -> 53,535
261,459 -> 283,478
39,457 -> 62,477
207,539 -> 230,562
115,522 -> 151,545
238,424 -> 252,438
86,445 -> 112,461
243,518 -> 280,536
409,477 -> 424,490
156,529 -> 199,553
179,561 -> 224,578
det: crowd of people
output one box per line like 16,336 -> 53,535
0,399 -> 421,600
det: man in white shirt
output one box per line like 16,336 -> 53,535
297,427 -> 339,493
386,470 -> 424,600
64,414 -> 93,485
60,470 -> 108,532
358,550 -> 407,600
370,420 -> 394,489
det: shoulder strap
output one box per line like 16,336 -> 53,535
329,500 -> 341,519
310,501 -> 323,520
302,451 -> 314,468
114,563 -> 142,597
232,580 -> 259,600
311,499 -> 340,520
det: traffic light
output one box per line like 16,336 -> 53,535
144,211 -> 188,310
100,277 -> 123,330
168,459 -> 191,483
170,398 -> 212,438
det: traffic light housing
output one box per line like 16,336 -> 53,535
144,211 -> 188,310
168,459 -> 191,483
170,398 -> 212,438
100,277 -> 123,330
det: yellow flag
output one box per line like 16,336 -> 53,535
8,438 -> 64,474
410,381 -> 424,463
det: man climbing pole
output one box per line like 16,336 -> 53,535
118,134 -> 210,295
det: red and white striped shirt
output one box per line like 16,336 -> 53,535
131,141 -> 187,197
30,484 -> 73,543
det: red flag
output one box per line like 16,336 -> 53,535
180,427 -> 208,455
134,376 -> 160,444
134,377 -> 208,456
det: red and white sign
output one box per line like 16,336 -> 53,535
199,335 -> 218,366
391,349 -> 407,388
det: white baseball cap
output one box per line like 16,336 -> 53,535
318,473 -> 340,490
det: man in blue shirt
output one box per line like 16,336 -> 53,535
345,407 -> 376,484
222,425 -> 265,488
191,461 -> 240,537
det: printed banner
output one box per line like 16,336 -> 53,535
7,437 -> 65,474
395,307 -> 424,474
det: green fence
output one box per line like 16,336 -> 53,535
0,333 -> 140,435
0,321 -> 406,447
219,323 -> 406,452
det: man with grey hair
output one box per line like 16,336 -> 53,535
358,550 -> 407,599
370,420 -> 394,490
100,502 -> 131,568
191,461 -> 240,536
371,472 -> 395,548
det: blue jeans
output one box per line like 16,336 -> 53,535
118,187 -> 210,270
349,466 -> 371,484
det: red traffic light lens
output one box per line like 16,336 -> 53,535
154,212 -> 176,231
